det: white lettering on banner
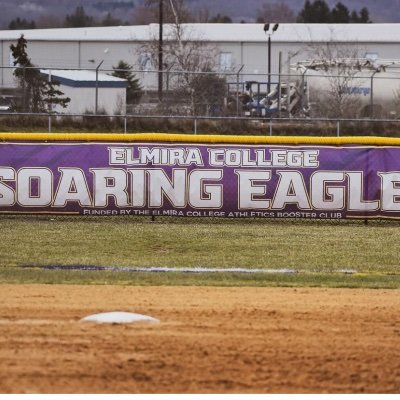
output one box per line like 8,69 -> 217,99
271,171 -> 312,210
347,172 -> 379,211
147,169 -> 187,208
127,169 -> 146,207
379,172 -> 400,211
188,170 -> 223,209
17,168 -> 53,207
53,168 -> 92,207
0,167 -> 15,206
208,149 -> 319,168
80,169 -> 224,209
90,168 -> 129,207
235,170 -> 271,209
311,171 -> 346,210
109,147 -> 204,166
110,147 -> 320,168
3,167 -> 400,213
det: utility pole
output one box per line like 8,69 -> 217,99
158,0 -> 163,102
268,33 -> 271,94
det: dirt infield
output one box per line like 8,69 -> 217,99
0,284 -> 399,394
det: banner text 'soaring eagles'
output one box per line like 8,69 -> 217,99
0,142 -> 399,219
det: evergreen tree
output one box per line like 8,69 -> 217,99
101,13 -> 123,26
358,7 -> 371,23
112,60 -> 142,104
10,35 -> 70,112
65,6 -> 94,28
331,2 -> 350,23
349,8 -> 371,22
209,14 -> 232,23
350,10 -> 360,23
297,1 -> 372,23
297,0 -> 331,23
9,18 -> 36,30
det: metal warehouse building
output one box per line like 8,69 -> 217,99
0,23 -> 399,90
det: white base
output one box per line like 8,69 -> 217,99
80,311 -> 159,324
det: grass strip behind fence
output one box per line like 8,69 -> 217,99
1,267 -> 400,289
1,216 -> 400,288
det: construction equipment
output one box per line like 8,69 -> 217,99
241,80 -> 305,118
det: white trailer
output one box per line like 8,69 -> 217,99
293,59 -> 400,118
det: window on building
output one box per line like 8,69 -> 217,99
139,52 -> 153,71
365,52 -> 379,61
219,52 -> 232,71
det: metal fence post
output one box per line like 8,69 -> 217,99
269,119 -> 273,136
337,120 -> 340,137
370,71 -> 377,118
236,65 -> 244,117
22,67 -> 26,112
124,115 -> 127,133
166,65 -> 173,92
48,69 -> 52,133
277,52 -> 282,116
194,118 -> 197,135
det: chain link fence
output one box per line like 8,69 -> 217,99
1,64 -> 400,136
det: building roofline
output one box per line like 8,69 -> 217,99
1,23 -> 400,44
40,69 -> 128,88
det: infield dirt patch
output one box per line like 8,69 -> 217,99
0,284 -> 399,393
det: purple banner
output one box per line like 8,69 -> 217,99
0,141 -> 399,219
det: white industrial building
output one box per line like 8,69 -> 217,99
40,69 -> 128,114
0,23 -> 400,90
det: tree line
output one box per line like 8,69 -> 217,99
257,0 -> 371,23
7,1 -> 372,30
297,1 -> 371,23
8,6 -> 129,30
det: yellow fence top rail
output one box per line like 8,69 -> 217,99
1,132 -> 400,146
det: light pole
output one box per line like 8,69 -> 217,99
263,23 -> 279,95
95,59 -> 104,114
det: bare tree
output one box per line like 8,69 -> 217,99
298,39 -> 366,118
130,5 -> 157,25
132,0 -> 193,24
256,2 -> 296,23
192,7 -> 211,23
35,15 -> 63,29
140,0 -> 226,115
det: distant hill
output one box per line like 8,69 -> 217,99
0,0 -> 399,29
185,0 -> 400,23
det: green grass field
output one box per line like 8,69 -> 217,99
1,215 -> 400,288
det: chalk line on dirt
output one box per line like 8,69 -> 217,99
24,264 -> 298,274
